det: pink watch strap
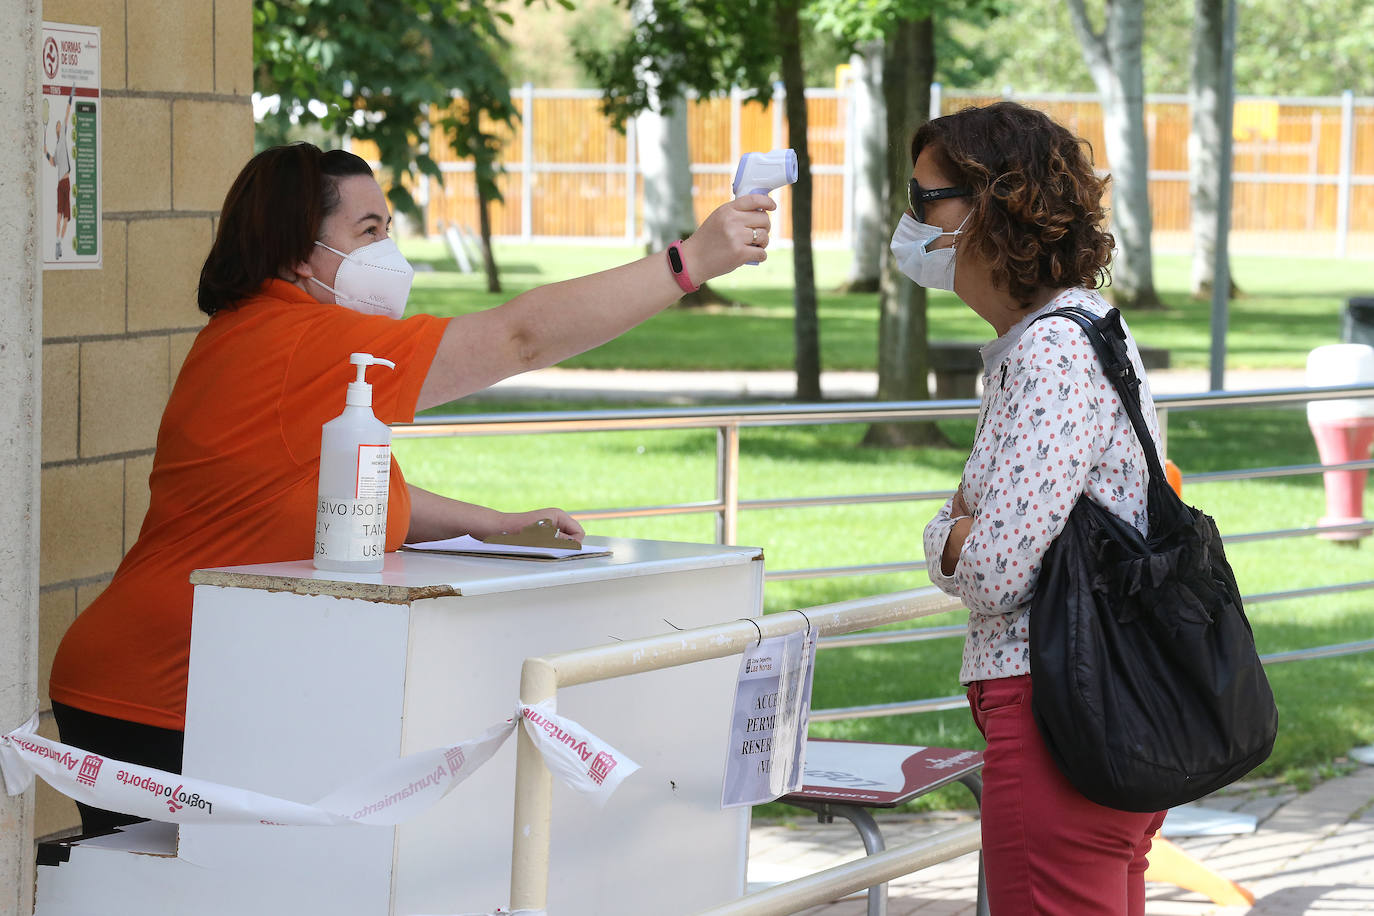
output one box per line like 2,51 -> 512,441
667,240 -> 699,293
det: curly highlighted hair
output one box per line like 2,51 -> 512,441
912,102 -> 1114,303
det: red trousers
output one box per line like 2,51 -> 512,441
968,676 -> 1167,916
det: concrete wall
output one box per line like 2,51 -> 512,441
2,3 -> 43,912
34,0 -> 254,839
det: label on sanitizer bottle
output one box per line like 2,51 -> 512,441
314,445 -> 391,563
355,445 -> 391,499
314,497 -> 389,562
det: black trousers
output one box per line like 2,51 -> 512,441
50,701 -> 184,835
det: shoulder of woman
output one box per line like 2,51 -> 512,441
1007,314 -> 1100,380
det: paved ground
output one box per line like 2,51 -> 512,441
747,765 -> 1374,915
473,366 -> 1311,403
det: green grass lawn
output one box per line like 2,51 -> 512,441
402,238 -> 1374,371
393,240 -> 1374,813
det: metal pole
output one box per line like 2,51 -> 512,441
624,115 -> 638,244
505,591 -> 961,909
536,590 -> 958,691
1336,89 -> 1355,258
1208,0 -> 1238,392
715,424 -> 740,545
521,82 -> 534,242
842,71 -> 855,252
730,84 -> 742,167
509,657 -> 558,912
692,823 -> 982,916
773,81 -> 787,238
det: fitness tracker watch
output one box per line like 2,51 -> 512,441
666,240 -> 700,293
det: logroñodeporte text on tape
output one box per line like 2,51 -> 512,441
0,700 -> 637,827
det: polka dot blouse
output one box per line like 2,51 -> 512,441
922,289 -> 1164,685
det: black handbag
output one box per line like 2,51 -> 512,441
1027,306 -> 1278,813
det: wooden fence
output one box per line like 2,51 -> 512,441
354,86 -> 1374,258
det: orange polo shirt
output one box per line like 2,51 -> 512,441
50,280 -> 449,731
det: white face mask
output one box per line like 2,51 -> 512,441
310,238 -> 415,319
889,211 -> 970,292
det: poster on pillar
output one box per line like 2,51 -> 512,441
40,22 -> 101,271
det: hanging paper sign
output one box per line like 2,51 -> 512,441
720,628 -> 816,808
40,21 -> 101,270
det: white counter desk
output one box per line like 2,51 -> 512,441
35,537 -> 764,916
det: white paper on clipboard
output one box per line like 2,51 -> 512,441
402,535 -> 610,561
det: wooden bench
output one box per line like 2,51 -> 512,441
779,739 -> 988,916
930,340 -> 1171,399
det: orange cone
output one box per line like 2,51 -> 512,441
1145,836 -> 1254,905
1163,459 -> 1183,497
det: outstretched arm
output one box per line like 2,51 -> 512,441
404,484 -> 584,545
415,194 -> 774,410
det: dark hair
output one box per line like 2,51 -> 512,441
911,102 -> 1114,304
196,143 -> 373,316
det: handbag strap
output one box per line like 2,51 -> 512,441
1030,306 -> 1170,490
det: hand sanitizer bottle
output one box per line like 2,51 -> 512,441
314,353 -> 396,572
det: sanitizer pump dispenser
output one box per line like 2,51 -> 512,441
314,352 -> 397,572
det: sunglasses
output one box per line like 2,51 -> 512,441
908,179 -> 971,223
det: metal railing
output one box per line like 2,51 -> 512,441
508,590 -> 977,915
397,382 -> 1374,728
395,382 -> 1374,562
465,384 -> 1374,913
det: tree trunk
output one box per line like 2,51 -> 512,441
638,98 -> 695,252
862,16 -> 948,449
477,180 -> 501,294
633,0 -> 732,307
840,39 -> 885,294
636,98 -> 734,307
1188,0 -> 1238,300
776,0 -> 821,401
1065,0 -> 1163,310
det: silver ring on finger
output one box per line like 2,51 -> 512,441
751,228 -> 760,244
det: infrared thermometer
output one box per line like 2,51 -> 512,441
732,148 -> 798,199
733,149 -> 797,264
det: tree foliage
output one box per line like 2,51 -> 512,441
954,0 -> 1374,96
253,0 -> 521,217
572,0 -> 785,128
574,0 -> 829,398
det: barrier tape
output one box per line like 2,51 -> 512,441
0,700 -> 638,827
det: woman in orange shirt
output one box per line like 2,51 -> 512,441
50,142 -> 773,833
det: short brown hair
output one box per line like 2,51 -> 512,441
196,143 -> 373,316
912,102 -> 1114,303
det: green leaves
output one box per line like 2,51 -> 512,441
571,0 -> 786,129
952,0 -> 1374,96
254,0 -> 518,214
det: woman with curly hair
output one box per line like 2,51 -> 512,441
908,102 -> 1168,914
